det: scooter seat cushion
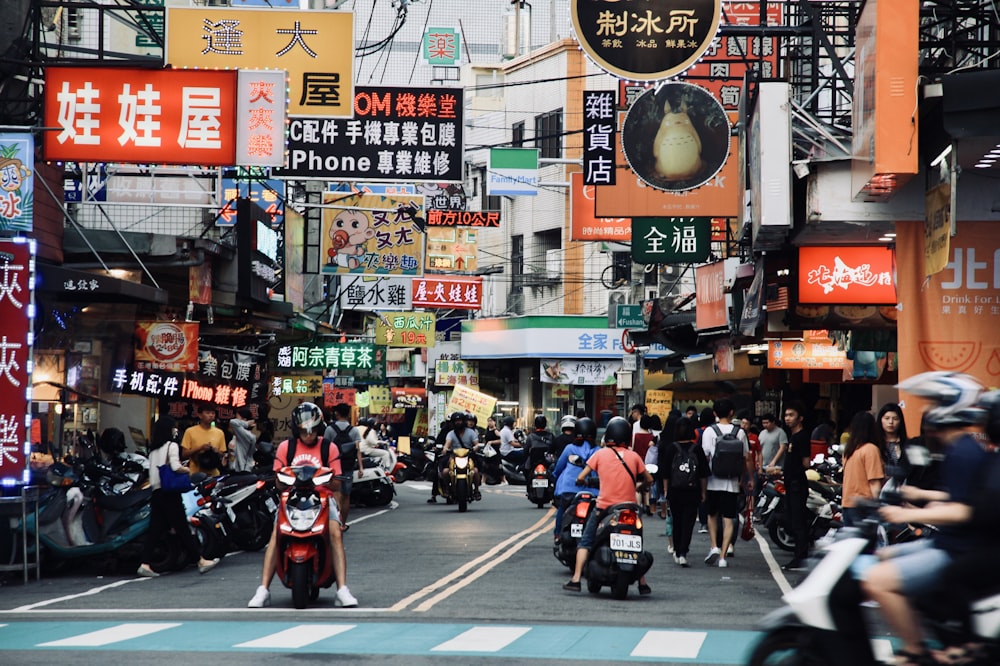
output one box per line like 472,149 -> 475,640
96,486 -> 151,511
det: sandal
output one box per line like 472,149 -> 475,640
932,643 -> 989,666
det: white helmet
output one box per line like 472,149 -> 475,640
559,415 -> 577,431
291,402 -> 324,433
897,371 -> 986,428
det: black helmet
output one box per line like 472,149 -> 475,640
466,412 -> 478,426
980,390 -> 1000,444
98,428 -> 126,455
450,411 -> 467,427
503,415 -> 515,428
575,416 -> 596,441
604,416 -> 631,446
291,402 -> 324,433
534,415 -> 547,430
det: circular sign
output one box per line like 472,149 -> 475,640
143,323 -> 190,364
571,0 -> 721,81
621,82 -> 731,192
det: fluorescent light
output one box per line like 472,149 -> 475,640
930,144 -> 953,167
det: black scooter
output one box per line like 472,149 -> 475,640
584,502 -> 653,599
525,447 -> 555,508
553,489 -> 597,568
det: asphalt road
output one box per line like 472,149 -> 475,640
0,480 -> 802,664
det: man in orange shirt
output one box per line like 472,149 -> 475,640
563,417 -> 654,594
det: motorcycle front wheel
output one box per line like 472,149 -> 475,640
747,629 -> 835,666
291,561 -> 310,609
456,479 -> 469,513
768,518 -> 797,552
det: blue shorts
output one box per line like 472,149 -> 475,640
577,507 -> 605,550
884,540 -> 953,596
337,473 -> 353,495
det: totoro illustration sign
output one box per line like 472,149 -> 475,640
621,82 -> 731,193
571,0 -> 722,81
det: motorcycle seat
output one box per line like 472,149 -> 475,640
96,486 -> 151,511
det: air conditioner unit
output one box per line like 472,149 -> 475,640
607,287 -> 629,311
545,249 -> 561,280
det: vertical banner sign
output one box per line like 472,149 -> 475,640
0,134 -> 33,232
583,91 -> 616,185
487,148 -> 539,196
695,261 -> 727,331
0,239 -> 34,484
165,8 -> 354,118
423,27 -> 460,65
569,171 -> 630,241
321,193 -> 425,276
236,70 -> 288,168
631,217 -> 710,263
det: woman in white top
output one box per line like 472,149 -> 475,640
137,415 -> 219,577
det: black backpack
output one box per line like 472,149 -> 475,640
710,424 -> 745,479
328,423 -> 358,470
670,441 -> 699,490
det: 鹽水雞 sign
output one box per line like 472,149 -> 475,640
279,86 -> 463,182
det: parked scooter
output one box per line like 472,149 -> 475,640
200,471 -> 278,552
477,442 -> 504,486
747,500 -> 1000,666
553,489 -> 597,568
584,502 -> 654,599
350,457 -> 395,507
274,464 -> 338,609
438,445 -> 480,512
394,436 -> 436,483
760,471 -> 842,552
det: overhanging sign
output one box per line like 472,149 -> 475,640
631,217 -> 711,263
610,304 -> 644,328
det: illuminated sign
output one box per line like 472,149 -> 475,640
799,246 -> 897,305
0,239 -> 34,484
412,276 -> 482,310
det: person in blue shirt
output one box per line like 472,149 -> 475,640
552,417 -> 598,541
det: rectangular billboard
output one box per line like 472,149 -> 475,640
798,246 -> 897,304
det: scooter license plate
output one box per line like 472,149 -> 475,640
570,523 -> 583,538
531,478 -> 548,488
610,533 -> 642,552
265,497 -> 277,513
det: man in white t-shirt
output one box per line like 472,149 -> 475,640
700,398 -> 751,569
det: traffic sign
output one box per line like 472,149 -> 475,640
611,304 -> 644,328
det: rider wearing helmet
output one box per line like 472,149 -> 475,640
499,415 -> 524,466
523,415 -> 555,472
552,415 -> 577,459
864,372 -> 989,664
434,411 -> 482,502
248,402 -> 357,609
552,416 -> 596,540
563,416 -> 654,595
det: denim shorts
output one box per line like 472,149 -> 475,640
337,473 -> 353,495
577,507 -> 605,550
885,540 -> 953,596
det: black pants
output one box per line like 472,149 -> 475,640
784,483 -> 810,560
142,489 -> 202,569
668,489 -> 701,557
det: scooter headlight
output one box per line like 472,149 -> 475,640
286,504 -> 322,531
454,456 -> 470,470
277,471 -> 296,486
313,471 -> 333,486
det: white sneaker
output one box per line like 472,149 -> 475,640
718,558 -> 728,568
672,553 -> 680,564
704,547 -> 720,565
667,543 -> 675,554
678,556 -> 689,567
726,544 -> 734,557
335,585 -> 358,608
248,585 -> 271,608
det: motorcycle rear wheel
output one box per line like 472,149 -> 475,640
457,479 -> 469,513
768,519 -> 797,552
586,577 -> 601,594
369,481 -> 394,507
231,508 -> 272,552
747,629 -> 835,666
291,561 -> 310,610
611,572 -> 630,600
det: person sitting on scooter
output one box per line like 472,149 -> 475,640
552,415 -> 577,459
248,402 -> 358,609
524,415 -> 555,473
499,415 -> 525,466
429,411 -> 482,502
861,372 -> 988,666
358,417 -> 393,473
563,416 -> 655,595
552,416 -> 597,542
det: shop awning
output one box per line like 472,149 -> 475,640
36,264 -> 168,305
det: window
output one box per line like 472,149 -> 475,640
534,109 -> 563,159
512,121 -> 525,148
612,252 -> 632,286
511,235 -> 524,294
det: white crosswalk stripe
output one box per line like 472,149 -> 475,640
233,624 -> 356,649
630,630 -> 707,659
430,626 -> 531,652
38,623 -> 180,647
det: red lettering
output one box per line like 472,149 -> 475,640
354,91 -> 392,117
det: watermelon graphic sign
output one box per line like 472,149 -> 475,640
897,220 -> 1000,426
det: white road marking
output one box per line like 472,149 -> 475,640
38,622 -> 179,646
430,626 -> 531,652
233,624 -> 355,648
345,502 -> 397,525
631,630 -> 707,658
754,529 -> 793,595
12,578 -> 151,612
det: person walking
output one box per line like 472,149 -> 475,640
695,407 -> 717,534
781,401 -> 813,570
661,416 -> 708,567
137,415 -> 219,577
228,407 -> 257,473
324,403 -> 364,527
840,411 -> 884,527
700,399 -> 751,568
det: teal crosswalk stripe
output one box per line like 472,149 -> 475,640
0,620 -> 762,662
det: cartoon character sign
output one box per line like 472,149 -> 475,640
327,208 -> 375,269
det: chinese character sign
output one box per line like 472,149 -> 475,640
274,342 -> 386,377
570,171 -> 630,241
0,134 -> 33,232
798,246 -> 897,305
0,239 -> 33,483
423,27 -> 460,65
695,261 -> 728,331
280,86 -> 464,181
426,211 -> 499,228
322,382 -> 357,408
321,192 -> 425,277
218,169 -> 284,228
339,276 -> 413,311
270,375 -> 324,398
571,0 -> 722,81
166,8 -> 354,118
583,91 -> 616,186
631,217 -> 710,264
134,321 -> 199,372
425,227 -> 478,272
434,359 -> 480,386
445,384 -> 497,426
236,70 -> 288,168
412,276 -> 482,310
539,359 -> 621,385
43,67 -> 237,165
374,311 -> 436,348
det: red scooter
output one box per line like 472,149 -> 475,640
274,465 -> 337,609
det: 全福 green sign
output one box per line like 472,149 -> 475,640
631,218 -> 710,264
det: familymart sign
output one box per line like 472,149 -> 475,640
488,148 -> 538,196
